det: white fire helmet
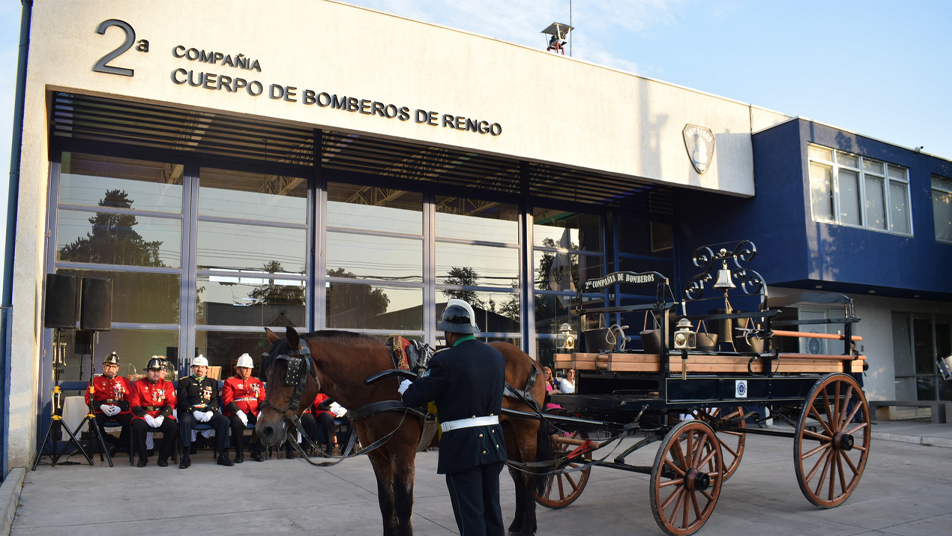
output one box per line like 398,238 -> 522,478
191,354 -> 208,367
236,353 -> 254,369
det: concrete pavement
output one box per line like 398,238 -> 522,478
6,420 -> 952,536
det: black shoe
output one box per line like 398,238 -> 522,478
189,444 -> 197,455
251,450 -> 263,462
136,458 -> 148,468
179,453 -> 191,469
157,458 -> 168,467
234,451 -> 244,464
217,455 -> 235,467
285,449 -> 295,459
108,445 -> 120,457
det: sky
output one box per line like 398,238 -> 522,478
2,0 -> 951,280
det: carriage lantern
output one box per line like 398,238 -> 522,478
557,323 -> 576,351
673,318 -> 696,351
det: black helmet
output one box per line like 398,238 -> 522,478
103,352 -> 120,366
146,357 -> 165,371
437,302 -> 480,334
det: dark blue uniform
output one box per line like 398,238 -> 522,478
402,337 -> 507,536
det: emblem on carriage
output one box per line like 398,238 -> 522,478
682,124 -> 715,174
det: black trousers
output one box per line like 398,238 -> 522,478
94,412 -> 131,451
445,461 -> 505,536
179,411 -> 230,453
131,417 -> 178,461
300,412 -> 336,449
226,413 -> 261,454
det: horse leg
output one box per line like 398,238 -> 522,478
391,445 -> 417,536
368,451 -> 400,536
509,425 -> 543,536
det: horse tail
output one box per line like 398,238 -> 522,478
534,417 -> 555,495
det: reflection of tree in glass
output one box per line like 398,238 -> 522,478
326,268 -> 390,324
533,237 -> 579,332
59,190 -> 163,266
249,261 -> 305,305
442,266 -> 485,308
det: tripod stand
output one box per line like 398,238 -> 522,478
74,330 -> 115,467
32,329 -> 92,469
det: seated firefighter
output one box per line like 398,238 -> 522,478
222,353 -> 265,463
300,393 -> 350,457
129,357 -> 179,467
177,354 -> 233,468
84,351 -> 132,456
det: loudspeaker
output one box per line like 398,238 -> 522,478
44,274 -> 78,329
80,278 -> 113,331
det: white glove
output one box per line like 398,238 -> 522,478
398,379 -> 412,395
153,415 -> 164,427
100,404 -> 112,415
107,405 -> 121,416
203,411 -> 214,422
193,410 -> 205,422
144,415 -> 156,428
236,410 -> 248,427
329,402 -> 346,418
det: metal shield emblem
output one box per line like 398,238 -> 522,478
682,124 -> 716,174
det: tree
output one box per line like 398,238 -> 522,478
326,267 -> 390,327
59,189 -> 164,266
249,260 -> 305,306
441,266 -> 485,308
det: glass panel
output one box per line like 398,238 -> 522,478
435,290 -> 520,333
532,209 -> 602,252
914,316 -> 934,374
934,189 -> 952,242
59,329 -> 179,381
60,153 -> 183,213
809,162 -> 834,221
807,145 -> 832,162
862,159 -> 884,175
535,336 -> 562,370
56,210 -> 182,268
197,274 -> 305,327
197,221 -> 306,273
836,152 -> 859,168
326,283 -> 421,330
534,293 -> 588,338
533,251 -> 604,291
57,268 -> 179,324
892,312 -> 915,376
435,196 -> 519,243
199,168 -> 307,224
435,243 -> 518,287
894,377 -> 916,400
933,176 -> 952,193
864,176 -> 887,230
887,165 -> 906,180
327,232 -> 422,282
838,169 -> 861,225
617,216 -> 673,257
889,181 -> 911,234
327,183 -> 422,234
195,330 -> 274,373
917,376 -> 937,402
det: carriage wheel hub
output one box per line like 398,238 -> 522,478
685,468 -> 710,491
834,431 -> 854,451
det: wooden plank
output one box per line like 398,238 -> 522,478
773,330 -> 862,342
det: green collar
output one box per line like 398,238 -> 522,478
192,375 -> 206,382
452,334 -> 476,347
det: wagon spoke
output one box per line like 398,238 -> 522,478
673,439 -> 689,471
664,458 -> 686,477
845,421 -> 868,436
813,449 -> 833,496
802,441 -> 831,460
832,381 -> 841,427
662,485 -> 685,512
838,385 -> 855,428
697,445 -> 717,469
840,449 -> 859,476
802,427 -> 832,442
681,490 -> 691,528
691,491 -> 703,522
835,452 -> 849,497
804,446 -> 831,483
659,478 -> 685,489
809,405 -> 836,438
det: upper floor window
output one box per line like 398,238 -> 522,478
933,175 -> 952,243
808,145 -> 912,236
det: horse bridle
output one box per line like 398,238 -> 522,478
261,344 -> 315,416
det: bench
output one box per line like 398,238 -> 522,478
868,400 -> 952,424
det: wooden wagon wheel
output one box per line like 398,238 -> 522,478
650,420 -> 724,536
680,406 -> 746,481
535,430 -> 592,509
794,373 -> 871,508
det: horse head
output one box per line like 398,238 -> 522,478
256,326 -> 321,447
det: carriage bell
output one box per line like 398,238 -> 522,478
557,323 -> 576,351
673,317 -> 696,351
713,261 -> 736,290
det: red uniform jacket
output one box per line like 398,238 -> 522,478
309,393 -> 334,417
130,378 -> 177,421
85,375 -> 132,414
222,376 -> 265,417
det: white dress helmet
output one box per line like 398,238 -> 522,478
236,353 -> 254,369
191,354 -> 208,367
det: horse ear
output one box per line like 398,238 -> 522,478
265,328 -> 279,344
286,326 -> 300,349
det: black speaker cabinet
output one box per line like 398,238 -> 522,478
44,274 -> 78,329
80,278 -> 113,331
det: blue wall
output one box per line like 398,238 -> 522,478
677,118 -> 952,300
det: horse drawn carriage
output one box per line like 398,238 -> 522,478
528,240 -> 871,535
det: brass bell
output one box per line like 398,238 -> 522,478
713,262 -> 736,290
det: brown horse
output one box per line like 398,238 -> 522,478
256,327 -> 551,536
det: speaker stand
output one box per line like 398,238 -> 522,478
32,329 -> 93,469
74,331 -> 114,467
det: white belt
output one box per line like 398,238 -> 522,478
440,415 -> 499,433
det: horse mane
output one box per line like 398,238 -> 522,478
301,330 -> 381,345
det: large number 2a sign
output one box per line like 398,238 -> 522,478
93,19 -> 148,77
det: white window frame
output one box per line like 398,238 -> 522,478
932,175 -> 952,244
807,144 -> 913,236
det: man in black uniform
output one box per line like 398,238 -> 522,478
401,299 -> 507,536
177,354 -> 233,468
